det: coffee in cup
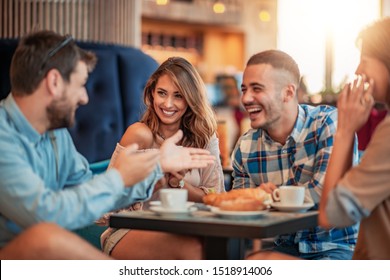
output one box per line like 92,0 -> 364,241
159,189 -> 188,210
272,186 -> 305,206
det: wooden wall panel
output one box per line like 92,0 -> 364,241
0,0 -> 140,46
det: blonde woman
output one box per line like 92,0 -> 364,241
101,57 -> 224,259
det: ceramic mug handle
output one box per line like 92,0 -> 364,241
272,189 -> 281,202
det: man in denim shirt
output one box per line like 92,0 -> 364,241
0,30 -> 214,259
233,50 -> 359,260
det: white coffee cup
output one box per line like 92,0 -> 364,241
272,186 -> 305,206
159,189 -> 188,210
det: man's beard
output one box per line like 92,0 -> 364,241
46,99 -> 75,130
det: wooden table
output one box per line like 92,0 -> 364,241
109,204 -> 318,260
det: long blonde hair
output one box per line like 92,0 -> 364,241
141,57 -> 217,148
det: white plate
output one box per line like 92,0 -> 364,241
149,206 -> 197,215
149,201 -> 195,208
210,207 -> 268,219
271,202 -> 315,212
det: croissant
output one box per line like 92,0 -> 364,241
203,187 -> 271,211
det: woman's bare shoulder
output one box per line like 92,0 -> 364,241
119,122 -> 154,149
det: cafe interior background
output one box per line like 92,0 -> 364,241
0,0 -> 389,169
2,0 -> 387,88
0,0 -> 389,253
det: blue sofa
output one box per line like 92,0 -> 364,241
0,39 -> 159,163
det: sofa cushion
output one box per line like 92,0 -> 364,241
115,46 -> 157,125
0,39 -> 17,101
68,49 -> 124,162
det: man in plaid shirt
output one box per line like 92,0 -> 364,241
233,50 -> 359,260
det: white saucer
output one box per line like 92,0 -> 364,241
149,206 -> 197,216
149,201 -> 195,208
210,207 -> 268,219
271,202 -> 315,212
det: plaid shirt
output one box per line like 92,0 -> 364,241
232,104 -> 359,254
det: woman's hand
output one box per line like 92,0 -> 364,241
337,75 -> 375,135
167,170 -> 187,188
160,130 -> 215,172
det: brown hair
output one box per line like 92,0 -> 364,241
141,57 -> 217,148
246,49 -> 301,87
10,30 -> 96,96
357,17 -> 390,105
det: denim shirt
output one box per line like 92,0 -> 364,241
0,94 -> 163,247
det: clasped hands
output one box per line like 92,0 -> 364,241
113,130 -> 215,187
153,170 -> 187,193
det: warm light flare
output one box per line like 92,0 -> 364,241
213,2 -> 226,14
258,10 -> 271,22
156,0 -> 169,5
278,0 -> 380,94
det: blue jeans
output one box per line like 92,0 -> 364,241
273,243 -> 353,260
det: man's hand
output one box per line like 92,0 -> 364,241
112,144 -> 161,187
259,182 -> 277,194
160,130 -> 215,173
153,176 -> 168,193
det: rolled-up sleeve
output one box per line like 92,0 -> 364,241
326,184 -> 370,227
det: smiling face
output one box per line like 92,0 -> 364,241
47,61 -> 89,129
152,74 -> 188,129
355,54 -> 390,105
241,64 -> 286,131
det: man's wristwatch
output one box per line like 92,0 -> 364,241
168,177 -> 185,188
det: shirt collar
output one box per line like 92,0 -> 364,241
3,93 -> 42,144
260,105 -> 306,145
289,105 -> 306,142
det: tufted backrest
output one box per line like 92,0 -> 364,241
0,39 -> 17,100
0,39 -> 159,163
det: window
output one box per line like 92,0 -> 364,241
277,0 -> 380,94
